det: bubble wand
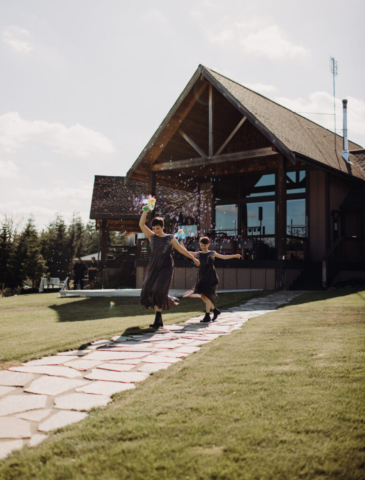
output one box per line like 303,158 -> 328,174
142,195 -> 156,211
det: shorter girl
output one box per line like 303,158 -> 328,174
184,237 -> 242,323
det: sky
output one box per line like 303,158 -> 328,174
0,0 -> 364,230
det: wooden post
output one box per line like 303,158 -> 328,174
148,170 -> 156,222
101,219 -> 108,263
209,84 -> 213,157
277,155 -> 287,261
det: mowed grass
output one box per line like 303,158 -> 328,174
0,289 -> 364,479
0,290 -> 268,367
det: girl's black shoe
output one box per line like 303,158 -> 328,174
150,312 -> 163,329
200,313 -> 211,323
212,308 -> 221,321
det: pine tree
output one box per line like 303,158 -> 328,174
40,214 -> 70,278
81,221 -> 100,256
67,213 -> 84,266
0,227 -> 16,296
15,218 -> 47,287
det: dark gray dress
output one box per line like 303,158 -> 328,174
184,251 -> 219,304
141,234 -> 179,310
193,251 -> 219,303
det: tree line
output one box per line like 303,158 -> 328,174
0,214 -> 123,295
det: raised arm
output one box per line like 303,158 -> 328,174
139,209 -> 154,239
170,237 -> 200,266
213,252 -> 242,260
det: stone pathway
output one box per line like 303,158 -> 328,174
0,291 -> 306,460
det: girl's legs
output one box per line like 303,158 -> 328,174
200,295 -> 211,322
150,305 -> 163,328
201,295 -> 211,313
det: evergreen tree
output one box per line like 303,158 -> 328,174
0,226 -> 17,295
81,221 -> 100,256
14,218 -> 47,287
40,214 -> 69,278
67,213 -> 84,264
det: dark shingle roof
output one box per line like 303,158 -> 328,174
349,149 -> 365,177
203,66 -> 364,180
90,176 -> 198,220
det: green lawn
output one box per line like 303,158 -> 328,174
0,289 -> 364,479
0,290 -> 268,368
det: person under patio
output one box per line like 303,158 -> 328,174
139,208 -> 200,329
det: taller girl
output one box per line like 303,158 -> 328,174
139,208 -> 200,329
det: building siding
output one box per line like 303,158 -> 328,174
309,170 -> 326,260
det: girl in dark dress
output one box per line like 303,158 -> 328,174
184,237 -> 241,323
139,209 -> 200,329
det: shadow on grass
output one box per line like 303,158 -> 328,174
49,291 -> 270,323
49,297 -> 153,323
277,288 -> 365,310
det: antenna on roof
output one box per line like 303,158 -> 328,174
330,57 -> 338,152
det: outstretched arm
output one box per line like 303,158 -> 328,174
213,252 -> 242,260
139,209 -> 154,239
171,238 -> 200,266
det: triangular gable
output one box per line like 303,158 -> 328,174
126,65 -> 365,183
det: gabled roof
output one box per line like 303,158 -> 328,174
90,175 -> 197,220
126,64 -> 365,183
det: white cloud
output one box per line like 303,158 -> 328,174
276,92 -> 365,138
235,15 -> 268,33
16,183 -> 92,204
192,11 -> 310,60
0,112 -> 116,157
244,83 -> 278,94
239,24 -> 309,60
207,27 -> 234,45
0,160 -> 19,179
0,202 -> 90,228
3,26 -> 33,54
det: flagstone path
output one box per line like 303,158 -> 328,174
0,291 -> 306,460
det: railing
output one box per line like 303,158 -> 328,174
136,232 -> 311,262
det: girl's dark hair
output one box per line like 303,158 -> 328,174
199,236 -> 210,244
151,217 -> 164,228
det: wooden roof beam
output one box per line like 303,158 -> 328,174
178,129 -> 207,158
151,147 -> 277,171
215,116 -> 247,156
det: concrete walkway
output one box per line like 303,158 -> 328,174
59,288 -> 261,298
0,291 -> 306,461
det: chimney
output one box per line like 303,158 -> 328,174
341,99 -> 352,164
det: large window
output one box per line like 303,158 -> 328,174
287,199 -> 306,235
176,225 -> 198,237
287,170 -> 306,195
245,201 -> 276,236
286,173 -> 307,260
242,173 -> 276,198
215,204 -> 238,235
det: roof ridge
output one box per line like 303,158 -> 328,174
203,65 -> 362,148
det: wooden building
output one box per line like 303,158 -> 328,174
95,65 -> 365,290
